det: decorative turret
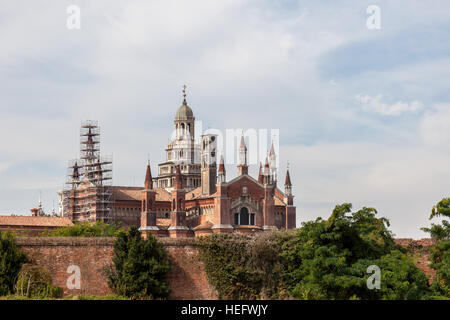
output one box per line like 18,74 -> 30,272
258,162 -> 263,184
217,155 -> 226,183
168,164 -> 191,237
284,167 -> 292,197
213,156 -> 233,234
263,156 -> 270,184
144,161 -> 153,190
269,142 -> 277,184
140,161 -> 158,238
284,163 -> 296,229
237,134 -> 248,176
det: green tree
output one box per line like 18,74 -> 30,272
283,203 -> 429,299
15,264 -> 63,299
106,227 -> 171,299
422,198 -> 450,298
42,221 -> 123,237
0,231 -> 28,296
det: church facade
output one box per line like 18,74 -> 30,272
138,93 -> 296,238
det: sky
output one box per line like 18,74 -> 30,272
0,0 -> 449,238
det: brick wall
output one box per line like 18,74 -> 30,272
395,238 -> 435,281
15,236 -> 435,298
16,237 -> 217,299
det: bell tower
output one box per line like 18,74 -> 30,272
201,134 -> 217,196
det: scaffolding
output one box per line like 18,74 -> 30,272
62,121 -> 114,224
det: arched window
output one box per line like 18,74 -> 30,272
234,207 -> 255,226
240,207 -> 249,225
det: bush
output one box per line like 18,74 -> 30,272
198,233 -> 261,299
106,227 -> 171,299
197,231 -> 295,300
14,264 -> 63,299
42,221 -> 124,237
0,231 -> 28,296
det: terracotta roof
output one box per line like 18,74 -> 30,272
274,197 -> 285,206
155,188 -> 171,201
0,216 -> 73,227
112,186 -> 171,202
193,220 -> 214,231
113,187 -> 142,201
185,187 -> 202,200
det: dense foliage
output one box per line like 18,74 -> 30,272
42,221 -> 124,237
14,264 -> 63,299
197,231 -> 292,299
198,203 -> 431,300
422,198 -> 450,298
106,227 -> 171,299
0,231 -> 28,296
284,204 -> 429,299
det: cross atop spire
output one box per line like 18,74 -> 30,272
182,84 -> 187,105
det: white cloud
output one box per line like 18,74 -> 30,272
420,104 -> 450,147
0,161 -> 12,174
355,94 -> 422,116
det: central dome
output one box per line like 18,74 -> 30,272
175,101 -> 194,120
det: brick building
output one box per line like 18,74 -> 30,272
0,216 -> 73,236
138,92 -> 296,238
61,90 -> 297,237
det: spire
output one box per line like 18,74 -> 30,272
240,134 -> 247,150
217,155 -> 226,183
269,142 -> 275,156
258,162 -> 263,183
218,155 -> 225,174
145,161 -> 153,190
263,157 -> 270,184
285,168 -> 292,187
269,141 -> 277,184
264,157 -> 270,174
38,190 -> 42,210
